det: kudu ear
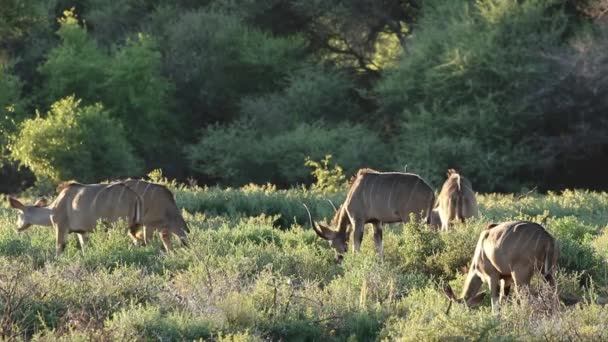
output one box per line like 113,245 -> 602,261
466,292 -> 486,308
443,284 -> 457,300
486,223 -> 499,230
34,197 -> 48,207
8,197 -> 25,211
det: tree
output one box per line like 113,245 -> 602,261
10,96 -> 141,183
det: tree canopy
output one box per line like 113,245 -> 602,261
1,0 -> 607,192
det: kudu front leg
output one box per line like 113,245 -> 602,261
489,275 -> 501,313
352,220 -> 365,253
372,222 -> 384,258
77,233 -> 89,253
55,226 -> 68,257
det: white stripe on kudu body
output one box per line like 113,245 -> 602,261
8,182 -> 142,256
308,168 -> 435,263
444,221 -> 558,313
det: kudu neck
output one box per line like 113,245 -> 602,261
29,206 -> 53,227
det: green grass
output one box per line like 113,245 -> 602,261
0,187 -> 606,340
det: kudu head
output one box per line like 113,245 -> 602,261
443,284 -> 486,314
7,197 -> 49,232
303,203 -> 348,263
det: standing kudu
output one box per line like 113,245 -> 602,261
8,181 -> 142,256
434,169 -> 478,231
305,168 -> 435,263
444,221 -> 558,313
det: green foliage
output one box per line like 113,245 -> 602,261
164,9 -> 305,126
38,9 -> 109,106
10,96 -> 141,182
376,0 -> 573,191
304,155 -> 347,193
239,65 -> 362,132
0,64 -> 26,158
186,121 -> 392,186
102,33 -> 176,158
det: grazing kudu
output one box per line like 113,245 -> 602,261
123,179 -> 189,251
306,168 -> 435,262
8,181 -> 142,256
434,169 -> 478,231
444,221 -> 558,313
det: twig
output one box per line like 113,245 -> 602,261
516,186 -> 538,200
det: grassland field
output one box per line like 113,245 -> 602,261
0,181 -> 607,341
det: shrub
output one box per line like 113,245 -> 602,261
304,155 -> 348,194
10,96 -> 141,182
186,121 -> 392,186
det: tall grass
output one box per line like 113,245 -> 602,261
0,187 -> 606,340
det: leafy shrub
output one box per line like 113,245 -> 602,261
186,121 -> 392,186
10,96 -> 141,182
304,155 -> 348,193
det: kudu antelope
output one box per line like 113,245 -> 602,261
434,169 -> 478,231
8,181 -> 142,256
444,221 -> 558,313
305,168 -> 435,262
123,179 -> 189,251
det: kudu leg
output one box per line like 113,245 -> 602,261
77,233 -> 89,253
55,226 -> 68,256
372,222 -> 384,258
489,275 -> 501,313
160,230 -> 173,252
353,219 -> 365,253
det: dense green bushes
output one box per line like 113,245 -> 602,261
186,122 -> 391,186
10,96 -> 140,183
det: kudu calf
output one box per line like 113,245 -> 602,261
434,169 -> 478,231
306,168 -> 435,262
123,179 -> 189,251
444,221 -> 558,313
8,182 -> 142,256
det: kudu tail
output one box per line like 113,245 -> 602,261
129,194 -> 144,238
455,174 -> 466,223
